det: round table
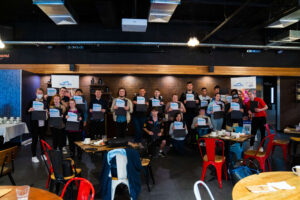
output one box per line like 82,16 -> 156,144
232,172 -> 300,200
0,186 -> 62,200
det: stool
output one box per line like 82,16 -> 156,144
141,158 -> 155,192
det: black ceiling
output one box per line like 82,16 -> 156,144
0,0 -> 299,44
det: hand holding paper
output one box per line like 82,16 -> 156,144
33,101 -> 44,111
67,112 -> 78,122
137,96 -> 145,104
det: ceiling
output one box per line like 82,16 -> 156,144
0,0 -> 299,45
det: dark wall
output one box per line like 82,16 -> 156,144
280,77 -> 300,129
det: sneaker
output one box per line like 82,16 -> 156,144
62,147 -> 68,154
32,156 -> 39,163
248,146 -> 254,151
259,147 -> 264,152
42,154 -> 47,161
158,151 -> 166,158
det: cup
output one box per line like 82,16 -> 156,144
211,131 -> 217,136
16,185 -> 30,200
292,165 -> 300,176
83,138 -> 91,144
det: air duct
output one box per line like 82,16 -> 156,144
267,5 -> 300,28
33,0 -> 77,25
274,30 -> 300,42
148,0 -> 180,23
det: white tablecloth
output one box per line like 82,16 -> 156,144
0,122 -> 29,143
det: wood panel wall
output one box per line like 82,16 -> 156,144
1,64 -> 300,76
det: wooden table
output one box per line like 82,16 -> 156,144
75,140 -> 139,153
232,172 -> 300,200
0,186 -> 62,200
284,127 -> 300,137
201,133 -> 252,143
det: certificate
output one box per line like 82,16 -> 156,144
197,118 -> 206,126
231,102 -> 240,111
73,96 -> 83,104
33,101 -> 44,111
174,121 -> 184,130
137,96 -> 145,104
152,99 -> 160,107
47,88 -> 57,96
170,102 -> 179,110
93,104 -> 102,112
213,104 -> 221,112
49,109 -> 60,117
221,95 -> 226,102
116,99 -> 125,108
201,100 -> 208,107
226,96 -> 232,103
67,112 -> 78,122
186,94 -> 195,101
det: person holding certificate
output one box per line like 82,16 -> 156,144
132,88 -> 149,146
191,108 -> 212,136
169,113 -> 188,155
225,94 -> 244,130
59,87 -> 70,108
207,93 -> 225,131
74,89 -> 88,127
65,99 -> 83,158
143,108 -> 167,157
199,87 -> 211,109
49,94 -> 66,151
111,88 -> 133,138
179,82 -> 200,134
89,89 -> 108,139
27,88 -> 48,163
149,89 -> 165,118
246,90 -> 268,151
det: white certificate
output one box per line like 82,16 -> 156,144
67,112 -> 78,122
221,95 -> 226,102
137,96 -> 145,104
213,104 -> 221,112
174,121 -> 184,129
93,104 -> 102,112
33,101 -> 44,111
152,99 -> 160,107
47,88 -> 57,96
197,118 -> 206,126
116,99 -> 125,107
201,100 -> 208,107
226,96 -> 232,103
170,102 -> 179,110
231,102 -> 240,111
186,94 -> 195,101
49,109 -> 60,117
73,96 -> 83,104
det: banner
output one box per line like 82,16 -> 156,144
231,76 -> 256,89
51,75 -> 79,88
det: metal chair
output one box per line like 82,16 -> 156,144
194,180 -> 214,200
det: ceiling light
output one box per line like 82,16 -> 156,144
0,38 -> 5,49
187,37 -> 199,47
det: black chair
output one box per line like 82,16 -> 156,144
0,146 -> 18,185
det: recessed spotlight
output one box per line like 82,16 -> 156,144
187,37 -> 199,47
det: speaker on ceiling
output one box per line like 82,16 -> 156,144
209,65 -> 214,72
70,64 -> 76,71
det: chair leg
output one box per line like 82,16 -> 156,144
201,163 -> 208,181
267,158 -> 271,172
223,163 -> 227,181
55,182 -> 60,195
149,165 -> 155,185
8,173 -> 16,185
216,164 -> 223,189
143,167 -> 150,192
49,180 -> 54,192
46,173 -> 50,189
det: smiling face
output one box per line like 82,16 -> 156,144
95,90 -> 102,99
139,88 -> 146,96
151,109 -> 158,117
119,89 -> 125,97
172,95 -> 178,102
69,99 -> 76,109
215,94 -> 221,101
154,90 -> 160,98
53,96 -> 60,105
175,113 -> 182,121
201,89 -> 207,96
59,88 -> 66,97
186,83 -> 193,91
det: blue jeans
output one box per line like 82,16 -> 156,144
132,116 -> 146,143
211,116 -> 223,131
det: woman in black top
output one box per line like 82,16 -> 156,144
27,88 -> 48,163
65,99 -> 83,158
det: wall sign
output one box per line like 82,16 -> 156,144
231,76 -> 256,89
51,75 -> 79,88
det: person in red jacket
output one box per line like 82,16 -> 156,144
246,90 -> 268,152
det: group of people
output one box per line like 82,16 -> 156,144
27,81 -> 268,162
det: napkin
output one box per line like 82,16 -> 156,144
267,181 -> 295,190
246,185 -> 277,193
0,189 -> 12,197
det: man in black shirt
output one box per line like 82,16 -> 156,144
89,89 -> 107,139
132,88 -> 149,146
179,82 -> 200,134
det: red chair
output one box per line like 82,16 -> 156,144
61,177 -> 95,200
244,134 -> 274,172
41,139 -> 53,189
265,124 -> 289,161
197,138 -> 227,188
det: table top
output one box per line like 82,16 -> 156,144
232,171 -> 300,200
75,140 -> 139,153
201,133 -> 252,143
284,127 -> 300,137
0,186 -> 62,200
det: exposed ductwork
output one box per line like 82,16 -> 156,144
148,0 -> 180,23
274,30 -> 300,42
32,0 -> 77,25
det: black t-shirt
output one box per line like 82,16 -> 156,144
133,95 -> 148,117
